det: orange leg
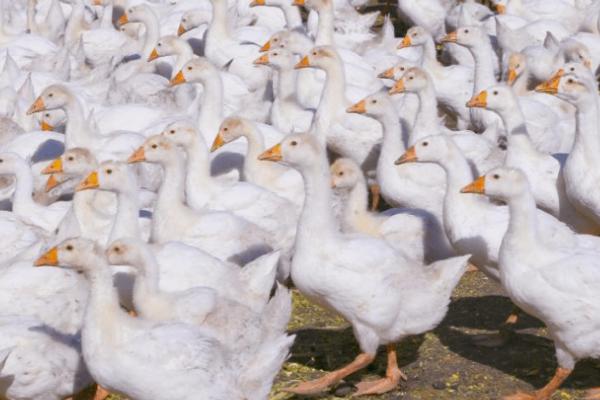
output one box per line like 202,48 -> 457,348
93,384 -> 111,400
354,344 -> 407,396
503,367 -> 571,400
585,388 -> 600,399
284,352 -> 375,395
369,184 -> 380,211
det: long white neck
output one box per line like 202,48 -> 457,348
436,141 -> 480,211
511,71 -> 529,95
420,36 -> 441,71
99,3 -> 114,29
12,160 -> 37,215
139,11 -> 160,60
197,70 -> 224,140
411,83 -> 439,144
282,5 -> 303,29
495,100 -> 536,151
342,179 -> 370,226
183,135 -> 215,208
468,40 -> 497,93
135,247 -> 161,295
64,0 -> 85,47
27,0 -> 40,34
572,94 -> 600,160
63,93 -> 94,149
276,65 -> 298,102
109,187 -> 142,243
207,0 -> 232,42
315,5 -> 334,46
376,105 -> 406,170
313,59 -> 346,143
172,41 -> 194,78
504,189 -> 540,252
297,154 -> 338,244
240,124 -> 266,181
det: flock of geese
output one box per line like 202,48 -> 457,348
0,0 -> 599,398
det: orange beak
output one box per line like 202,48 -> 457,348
260,40 -> 271,52
467,91 -> 487,108
584,59 -> 592,69
535,70 -> 563,94
211,133 -> 225,152
395,146 -> 416,165
496,4 -> 506,14
34,247 -> 58,267
253,54 -> 269,65
45,174 -> 60,192
148,48 -> 160,62
388,79 -> 405,95
293,0 -> 304,5
170,70 -> 186,86
295,56 -> 310,69
40,120 -> 54,131
507,68 -> 517,85
42,158 -> 62,174
177,23 -> 187,36
346,99 -> 366,114
258,143 -> 282,161
76,171 -> 99,192
441,31 -> 458,43
117,13 -> 129,26
378,67 -> 395,79
27,97 -> 45,115
128,146 -> 146,163
92,0 -> 103,5
460,176 -> 486,194
250,0 -> 265,5
398,36 -> 412,49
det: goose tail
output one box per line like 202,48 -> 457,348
427,254 -> 471,298
240,250 -> 280,313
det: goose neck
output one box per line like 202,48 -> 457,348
139,11 -> 160,59
314,60 -> 346,139
344,180 -> 369,223
315,5 -> 334,46
242,123 -> 266,168
276,66 -> 298,101
298,155 -> 338,241
282,5 -> 303,29
438,142 -> 477,205
505,190 -> 540,251
12,161 -> 36,214
27,0 -> 39,34
496,103 -> 535,150
135,247 -> 161,293
109,188 -> 142,243
157,156 -> 187,209
207,0 -> 232,41
197,73 -> 224,137
63,94 -> 93,148
99,3 -> 113,29
421,37 -> 440,69
172,41 -> 194,76
469,41 -> 497,92
572,96 -> 600,159
377,106 -> 406,168
412,85 -> 439,144
183,135 -> 212,192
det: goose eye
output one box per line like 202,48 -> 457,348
273,38 -> 278,42
114,246 -> 120,253
422,141 -> 429,147
48,93 -> 53,97
290,140 -> 297,146
371,99 -> 377,104
182,18 -> 186,22
338,171 -> 344,176
493,174 -> 500,179
223,127 -> 228,132
66,245 -> 73,251
493,91 -> 498,95
67,156 -> 74,161
273,52 -> 278,56
515,64 -> 520,68
570,67 -> 575,71
45,113 -> 50,117
151,144 -> 158,149
187,66 -> 192,71
0,159 -> 4,163
409,76 -> 414,80
413,32 -> 418,37
106,169 -> 112,174
567,78 -> 574,84
464,29 -> 469,34
157,43 -> 162,47
312,51 -> 317,56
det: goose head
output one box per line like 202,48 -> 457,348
536,69 -> 596,107
330,158 -> 361,190
561,39 -> 592,69
148,35 -> 185,62
506,52 -> 526,85
0,153 -> 28,175
105,238 -> 148,269
128,135 -> 179,166
398,26 -> 429,49
253,49 -> 296,70
442,26 -> 484,49
378,58 -> 417,80
295,46 -> 340,70
211,117 -> 249,152
251,0 -> 288,7
119,23 -> 143,39
259,133 -> 323,169
161,120 -> 201,148
492,0 -> 507,14
42,148 -> 97,192
293,0 -> 331,12
395,135 -> 451,165
260,30 -> 313,54
177,9 -> 211,36
388,67 -> 429,95
76,161 -> 136,194
39,109 -> 66,132
34,237 -> 101,273
346,91 -> 393,119
27,85 -> 72,115
461,167 -> 529,201
170,58 -> 216,86
118,4 -> 155,27
467,84 -> 516,113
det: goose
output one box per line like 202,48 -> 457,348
535,67 -> 600,228
258,133 -> 471,395
399,26 -> 473,128
330,157 -> 451,263
296,46 -> 382,173
105,238 -> 294,357
397,0 -> 448,38
127,135 -> 275,266
76,159 -> 282,312
34,238 -> 292,400
253,49 -> 313,134
0,315 -> 94,400
467,84 -> 597,234
212,116 -> 304,207
249,0 -> 303,30
494,0 -> 585,32
26,0 -> 65,44
461,166 -> 600,400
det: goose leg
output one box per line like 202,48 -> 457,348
472,305 -> 521,348
93,384 -> 111,400
503,367 -> 571,400
353,344 -> 407,396
585,388 -> 600,399
284,352 -> 375,395
369,184 -> 380,211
